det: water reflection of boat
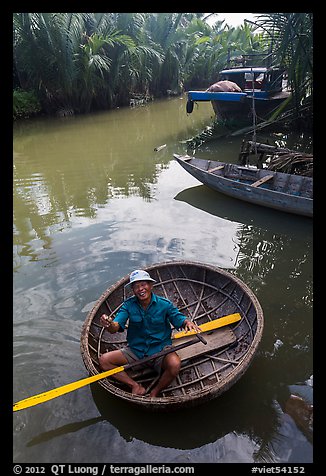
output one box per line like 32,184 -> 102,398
174,155 -> 313,217
90,379 -> 312,461
174,185 -> 313,236
24,369 -> 312,460
81,261 -> 263,411
90,380 -> 278,451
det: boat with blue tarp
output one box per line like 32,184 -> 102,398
186,55 -> 291,123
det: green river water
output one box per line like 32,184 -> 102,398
13,95 -> 313,464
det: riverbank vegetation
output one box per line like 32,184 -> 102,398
13,12 -> 312,129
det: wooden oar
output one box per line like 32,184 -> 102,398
13,313 -> 241,412
173,313 -> 241,339
13,334 -> 207,412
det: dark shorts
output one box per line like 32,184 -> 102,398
121,346 -> 172,375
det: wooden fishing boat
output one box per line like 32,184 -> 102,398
186,55 -> 291,124
174,154 -> 313,217
80,261 -> 264,411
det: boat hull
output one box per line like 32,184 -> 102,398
174,156 -> 313,217
81,261 -> 264,410
211,92 -> 290,123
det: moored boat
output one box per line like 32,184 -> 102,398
80,261 -> 264,411
186,55 -> 291,124
173,154 -> 313,217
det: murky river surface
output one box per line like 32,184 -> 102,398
13,96 -> 313,464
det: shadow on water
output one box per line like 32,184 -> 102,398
26,417 -> 104,447
89,374 -> 282,452
174,184 -> 313,311
88,360 -> 312,449
25,369 -> 278,451
25,354 -> 313,462
174,184 -> 312,236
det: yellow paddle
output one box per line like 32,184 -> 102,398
173,312 -> 241,338
13,313 -> 241,412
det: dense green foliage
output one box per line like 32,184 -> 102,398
13,12 -> 312,128
13,89 -> 41,120
248,13 -> 313,128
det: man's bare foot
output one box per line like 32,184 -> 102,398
149,389 -> 159,398
131,383 -> 146,396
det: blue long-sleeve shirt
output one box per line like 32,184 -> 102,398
114,293 -> 186,358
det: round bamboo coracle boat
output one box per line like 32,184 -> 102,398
80,261 -> 264,410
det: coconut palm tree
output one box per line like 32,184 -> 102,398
13,13 -> 87,113
182,19 -> 267,89
143,13 -> 196,95
13,13 -> 147,113
247,13 -> 313,128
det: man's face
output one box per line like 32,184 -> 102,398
132,281 -> 153,303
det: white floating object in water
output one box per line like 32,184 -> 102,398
154,144 -> 167,152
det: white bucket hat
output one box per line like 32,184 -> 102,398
125,269 -> 156,287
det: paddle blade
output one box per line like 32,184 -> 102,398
173,313 -> 241,339
13,366 -> 125,412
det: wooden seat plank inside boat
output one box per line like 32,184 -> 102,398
250,174 -> 274,187
127,327 -> 236,380
175,327 -> 236,361
208,165 -> 225,173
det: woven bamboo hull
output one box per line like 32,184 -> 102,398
80,261 -> 264,410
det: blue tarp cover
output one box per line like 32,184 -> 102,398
187,90 -> 269,102
188,91 -> 246,102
